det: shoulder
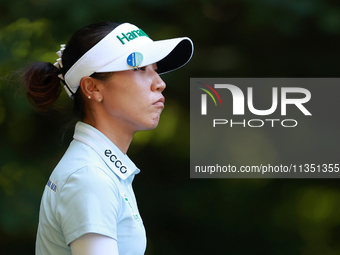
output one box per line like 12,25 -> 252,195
63,165 -> 120,195
56,165 -> 122,221
56,139 -> 104,173
50,139 -> 115,189
42,138 -> 122,203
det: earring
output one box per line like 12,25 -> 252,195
88,96 -> 91,99
98,98 -> 102,102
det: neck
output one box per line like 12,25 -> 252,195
83,117 -> 134,155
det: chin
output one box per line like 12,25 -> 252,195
138,118 -> 161,131
143,122 -> 160,131
135,112 -> 162,131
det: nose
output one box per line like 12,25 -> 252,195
151,72 -> 166,92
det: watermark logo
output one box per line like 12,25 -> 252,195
196,81 -> 312,128
197,82 -> 222,115
199,84 -> 311,116
190,78 -> 340,179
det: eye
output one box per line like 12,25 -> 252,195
133,66 -> 146,71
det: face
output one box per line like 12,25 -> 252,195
98,63 -> 166,134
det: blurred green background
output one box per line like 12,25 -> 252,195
1,0 -> 340,254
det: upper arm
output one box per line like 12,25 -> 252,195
71,233 -> 119,255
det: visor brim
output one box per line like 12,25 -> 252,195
96,37 -> 194,74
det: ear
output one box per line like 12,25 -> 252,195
79,76 -> 103,101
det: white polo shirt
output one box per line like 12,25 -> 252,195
36,121 -> 146,255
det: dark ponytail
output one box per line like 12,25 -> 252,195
24,62 -> 62,111
23,21 -> 120,116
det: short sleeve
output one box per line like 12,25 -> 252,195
56,166 -> 121,245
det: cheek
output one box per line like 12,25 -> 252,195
106,93 -> 147,118
105,86 -> 136,109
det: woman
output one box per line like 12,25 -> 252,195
24,21 -> 193,255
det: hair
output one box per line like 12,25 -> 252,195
24,21 -> 120,119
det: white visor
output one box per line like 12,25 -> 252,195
64,23 -> 194,98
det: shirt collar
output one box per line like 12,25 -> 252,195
73,121 -> 140,180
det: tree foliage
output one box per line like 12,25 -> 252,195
1,0 -> 340,254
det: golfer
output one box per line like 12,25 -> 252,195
24,21 -> 193,255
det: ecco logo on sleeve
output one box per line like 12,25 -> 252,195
104,149 -> 128,174
47,179 -> 57,193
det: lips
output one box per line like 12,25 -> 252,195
153,96 -> 165,107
